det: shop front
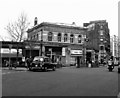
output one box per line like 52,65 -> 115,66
61,46 -> 84,67
70,49 -> 84,67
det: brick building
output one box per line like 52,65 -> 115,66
25,18 -> 88,67
83,20 -> 111,63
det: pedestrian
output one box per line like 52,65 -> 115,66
5,60 -> 9,67
26,57 -> 29,69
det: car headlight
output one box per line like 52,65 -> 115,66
40,58 -> 43,61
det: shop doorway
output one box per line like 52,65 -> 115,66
76,56 -> 82,67
45,46 -> 62,63
86,51 -> 92,64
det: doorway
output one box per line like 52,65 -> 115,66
86,51 -> 92,63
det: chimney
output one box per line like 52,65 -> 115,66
83,23 -> 90,27
34,17 -> 38,26
72,22 -> 75,25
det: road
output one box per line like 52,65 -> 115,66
2,66 -> 119,96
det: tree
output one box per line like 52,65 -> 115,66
5,12 -> 30,62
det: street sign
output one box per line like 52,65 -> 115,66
71,50 -> 83,55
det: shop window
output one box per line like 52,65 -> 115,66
48,32 -> 53,41
64,33 -> 68,42
58,33 -> 61,42
70,34 -> 74,43
78,35 -> 82,43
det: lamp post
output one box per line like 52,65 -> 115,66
29,43 -> 32,58
49,48 -> 52,59
40,29 -> 43,56
8,44 -> 12,70
84,35 -> 89,67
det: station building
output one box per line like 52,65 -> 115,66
25,18 -> 88,67
1,18 -> 111,67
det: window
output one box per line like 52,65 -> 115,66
37,34 -> 39,40
99,30 -> 104,35
34,35 -> 35,39
64,34 -> 68,42
100,45 -> 104,50
100,38 -> 103,41
48,32 -> 53,41
78,35 -> 82,43
58,33 -> 61,42
70,34 -> 74,43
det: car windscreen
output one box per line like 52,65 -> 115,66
44,58 -> 49,62
33,57 -> 40,61
33,57 -> 44,62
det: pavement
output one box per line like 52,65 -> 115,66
0,67 -> 28,71
0,65 -> 109,72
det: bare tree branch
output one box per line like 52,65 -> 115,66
0,35 -> 5,41
5,12 -> 30,42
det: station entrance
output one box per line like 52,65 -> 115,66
45,46 -> 62,63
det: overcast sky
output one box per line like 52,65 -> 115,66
0,0 -> 118,41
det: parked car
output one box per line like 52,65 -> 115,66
118,65 -> 120,73
28,56 -> 56,71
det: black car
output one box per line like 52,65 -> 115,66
28,56 -> 56,71
118,65 -> 120,73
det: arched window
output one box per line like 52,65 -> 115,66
36,34 -> 39,40
64,33 -> 68,42
78,35 -> 82,43
70,34 -> 74,43
48,32 -> 53,41
34,35 -> 35,39
58,33 -> 61,42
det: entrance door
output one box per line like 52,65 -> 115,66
77,56 -> 81,67
86,52 -> 92,63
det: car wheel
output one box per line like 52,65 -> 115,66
53,66 -> 56,71
44,67 -> 47,71
28,67 -> 32,71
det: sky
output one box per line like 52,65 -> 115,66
0,0 -> 119,41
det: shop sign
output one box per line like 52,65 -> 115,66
25,46 -> 40,49
34,46 -> 40,49
71,50 -> 83,55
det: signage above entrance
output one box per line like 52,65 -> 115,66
71,50 -> 83,55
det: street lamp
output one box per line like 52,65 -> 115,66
49,48 -> 52,59
29,43 -> 32,58
40,29 -> 43,56
8,44 -> 12,70
84,35 -> 89,67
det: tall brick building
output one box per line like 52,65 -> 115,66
84,20 -> 111,62
25,18 -> 88,67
